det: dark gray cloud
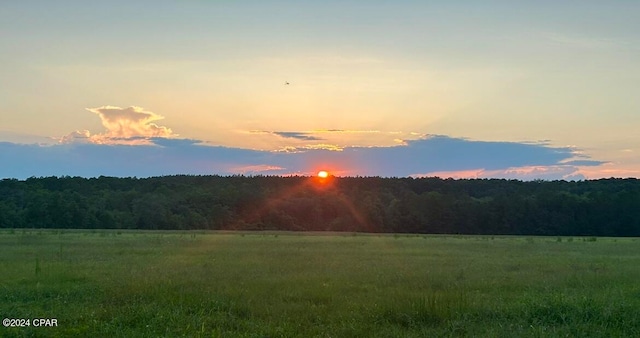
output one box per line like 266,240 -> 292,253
0,135 -> 605,180
272,132 -> 324,141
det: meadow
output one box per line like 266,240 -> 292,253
1,230 -> 639,337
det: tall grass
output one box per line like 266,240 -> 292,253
0,230 -> 639,337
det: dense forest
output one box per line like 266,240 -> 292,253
0,175 -> 639,236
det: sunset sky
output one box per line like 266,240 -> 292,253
1,1 -> 639,179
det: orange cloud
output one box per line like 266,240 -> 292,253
60,106 -> 176,145
88,105 -> 174,139
58,130 -> 91,144
576,164 -> 640,179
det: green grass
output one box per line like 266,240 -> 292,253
1,230 -> 639,337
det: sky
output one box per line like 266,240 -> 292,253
1,1 -> 639,180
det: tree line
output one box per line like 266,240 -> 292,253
0,175 -> 638,236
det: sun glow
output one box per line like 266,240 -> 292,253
317,170 -> 329,178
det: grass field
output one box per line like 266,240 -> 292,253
1,230 -> 639,337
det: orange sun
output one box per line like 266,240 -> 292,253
317,170 -> 329,178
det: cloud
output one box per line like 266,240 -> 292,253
256,135 -> 602,178
149,137 -> 202,147
1,134 -> 609,180
253,130 -> 386,142
575,164 -> 640,180
312,129 -> 386,134
248,129 -> 419,151
418,166 -> 587,181
230,164 -> 286,175
560,160 -> 608,166
274,144 -> 345,154
59,130 -> 92,144
59,106 -> 177,145
88,105 -> 174,138
272,131 -> 323,141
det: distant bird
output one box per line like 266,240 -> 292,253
284,81 -> 290,85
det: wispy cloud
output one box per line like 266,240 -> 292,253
248,129 -> 421,150
252,130 -> 389,141
311,129 -> 387,134
296,144 -> 344,151
272,131 -> 323,141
